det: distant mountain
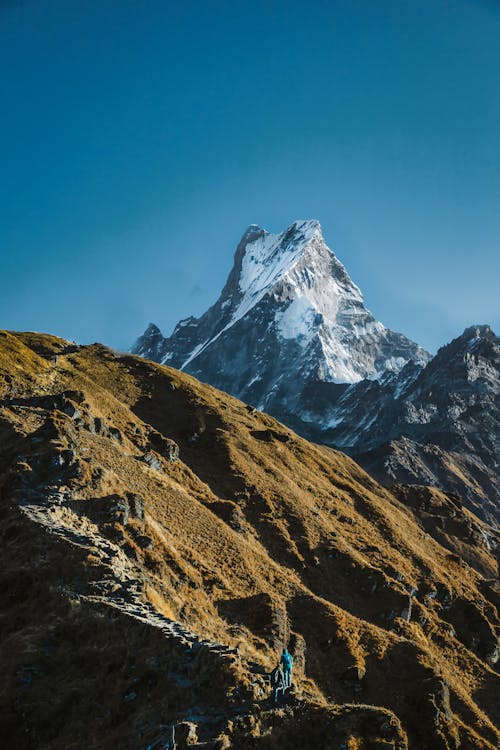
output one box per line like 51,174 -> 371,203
133,221 -> 499,526
133,219 -> 429,417
301,324 -> 500,527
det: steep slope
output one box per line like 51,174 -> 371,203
1,331 -> 499,749
133,220 -> 429,423
302,325 -> 500,527
133,222 -> 498,526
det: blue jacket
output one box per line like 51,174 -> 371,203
280,650 -> 293,670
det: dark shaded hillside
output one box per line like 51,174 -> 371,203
0,331 -> 498,749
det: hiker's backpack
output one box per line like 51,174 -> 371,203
271,667 -> 283,686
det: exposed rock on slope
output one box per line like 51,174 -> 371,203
1,331 -> 499,749
390,484 -> 499,580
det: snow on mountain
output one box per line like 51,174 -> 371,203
133,220 -> 430,409
358,326 -> 500,526
132,223 -> 499,525
300,324 -> 500,527
234,220 -> 320,327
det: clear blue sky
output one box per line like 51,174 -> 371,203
1,0 -> 499,353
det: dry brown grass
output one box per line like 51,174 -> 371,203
0,330 -> 498,750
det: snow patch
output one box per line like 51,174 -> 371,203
179,340 -> 209,369
246,374 -> 262,388
276,297 -> 317,342
382,356 -> 408,373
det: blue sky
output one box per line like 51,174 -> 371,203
0,0 -> 499,353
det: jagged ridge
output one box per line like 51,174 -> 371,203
301,324 -> 500,527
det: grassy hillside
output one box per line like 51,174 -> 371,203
0,330 -> 498,749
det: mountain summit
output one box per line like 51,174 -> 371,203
133,222 -> 499,525
133,220 -> 429,419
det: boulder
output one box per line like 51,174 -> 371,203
175,721 -> 198,746
90,417 -> 105,435
127,493 -> 145,520
110,496 -> 129,525
108,426 -> 123,443
135,534 -> 154,550
164,438 -> 179,462
62,401 -> 81,420
289,632 -> 306,676
143,452 -> 164,472
148,430 -> 180,462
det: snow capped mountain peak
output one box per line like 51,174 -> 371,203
226,218 -> 400,383
239,223 -> 266,242
236,219 -> 322,287
133,219 -> 430,409
130,228 -> 498,527
231,219 -> 325,323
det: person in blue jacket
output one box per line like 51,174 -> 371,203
280,646 -> 293,688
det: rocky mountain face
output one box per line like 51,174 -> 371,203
134,220 -> 430,420
301,325 -> 500,527
133,222 -> 499,527
1,330 -> 499,749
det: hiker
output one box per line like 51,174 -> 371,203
270,664 -> 285,703
280,647 -> 293,688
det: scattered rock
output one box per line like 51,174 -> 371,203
128,493 -> 145,520
143,452 -> 165,472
